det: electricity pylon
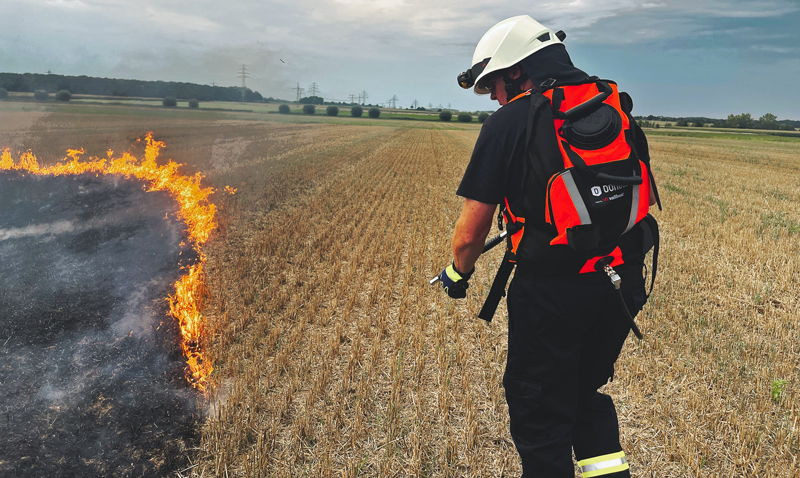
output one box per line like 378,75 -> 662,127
238,65 -> 250,101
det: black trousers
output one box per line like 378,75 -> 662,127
503,266 -> 647,477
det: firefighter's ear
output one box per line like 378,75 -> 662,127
507,65 -> 524,80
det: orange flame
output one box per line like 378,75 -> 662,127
1,134 -> 216,391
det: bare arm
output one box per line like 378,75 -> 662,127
452,198 -> 496,273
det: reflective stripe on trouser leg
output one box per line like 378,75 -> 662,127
578,451 -> 629,477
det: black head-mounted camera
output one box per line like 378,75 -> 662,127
457,57 -> 491,89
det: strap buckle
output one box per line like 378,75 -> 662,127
540,78 -> 557,90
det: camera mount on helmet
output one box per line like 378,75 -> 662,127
458,57 -> 491,89
457,70 -> 474,89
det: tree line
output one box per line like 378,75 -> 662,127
635,113 -> 798,131
0,72 -> 270,103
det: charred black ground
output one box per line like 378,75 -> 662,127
0,172 -> 201,477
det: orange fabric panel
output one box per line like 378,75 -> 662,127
504,197 -> 516,222
546,82 -> 631,168
546,175 -> 581,245
503,198 -> 526,256
579,246 -> 624,274
572,138 -> 630,167
508,90 -> 532,103
551,82 -> 622,115
510,218 -> 525,255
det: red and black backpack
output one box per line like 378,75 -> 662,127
479,77 -> 661,321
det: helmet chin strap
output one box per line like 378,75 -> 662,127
502,71 -> 531,99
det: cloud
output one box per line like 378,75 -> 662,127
679,0 -> 798,18
45,0 -> 89,9
749,45 -> 794,54
567,0 -> 799,61
1,0 -> 798,116
142,6 -> 222,33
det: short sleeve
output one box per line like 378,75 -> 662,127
456,124 -> 507,205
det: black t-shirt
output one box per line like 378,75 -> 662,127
456,96 -> 530,207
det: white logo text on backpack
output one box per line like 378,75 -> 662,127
592,184 -> 624,197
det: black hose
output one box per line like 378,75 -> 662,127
615,288 -> 643,340
482,230 -> 508,253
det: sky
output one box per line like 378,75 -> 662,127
2,0 -> 799,119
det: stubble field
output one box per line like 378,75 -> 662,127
2,103 -> 800,477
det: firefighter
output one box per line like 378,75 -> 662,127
438,15 -> 659,477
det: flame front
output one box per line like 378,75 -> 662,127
1,134 -> 216,391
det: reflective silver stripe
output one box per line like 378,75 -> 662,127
578,451 -> 629,477
562,170 -> 592,225
624,178 -> 640,234
581,456 -> 628,477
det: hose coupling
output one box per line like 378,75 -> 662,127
603,264 -> 622,290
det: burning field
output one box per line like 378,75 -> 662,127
0,138 -> 216,476
3,102 -> 800,477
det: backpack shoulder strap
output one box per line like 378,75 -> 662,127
525,93 -> 551,148
640,214 -> 659,296
523,92 -> 555,192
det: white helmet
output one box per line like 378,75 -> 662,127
458,15 -> 565,95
